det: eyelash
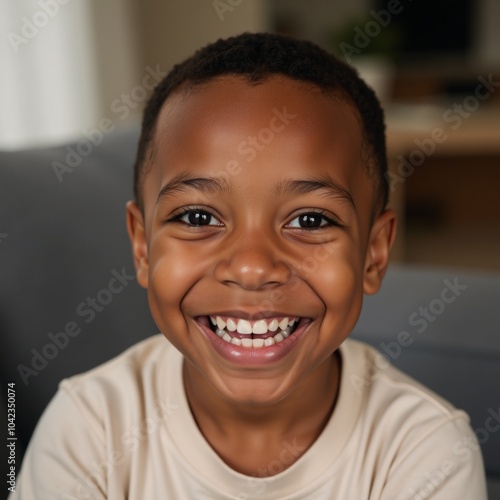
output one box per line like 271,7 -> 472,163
165,207 -> 342,230
285,210 -> 340,230
165,206 -> 222,227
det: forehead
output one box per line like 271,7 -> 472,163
153,75 -> 361,158
144,76 -> 372,214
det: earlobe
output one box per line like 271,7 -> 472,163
363,209 -> 397,295
126,201 -> 149,289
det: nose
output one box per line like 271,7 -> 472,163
213,232 -> 291,290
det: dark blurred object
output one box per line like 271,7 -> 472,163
392,68 -> 500,102
374,0 -> 473,62
405,199 -> 445,228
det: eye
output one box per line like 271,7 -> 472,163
167,208 -> 223,227
287,211 -> 336,229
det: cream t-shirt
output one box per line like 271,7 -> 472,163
11,335 -> 487,499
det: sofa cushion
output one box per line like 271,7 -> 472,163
0,126 -> 158,453
352,264 -> 500,479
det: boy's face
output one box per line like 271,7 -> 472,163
127,76 -> 395,406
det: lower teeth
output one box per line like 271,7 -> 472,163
215,326 -> 292,348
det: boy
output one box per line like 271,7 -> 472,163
12,33 -> 486,499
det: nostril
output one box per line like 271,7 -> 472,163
213,250 -> 291,290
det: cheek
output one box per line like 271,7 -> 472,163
146,239 -> 204,335
307,239 -> 365,333
317,258 -> 361,308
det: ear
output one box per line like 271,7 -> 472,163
363,209 -> 397,295
126,201 -> 149,288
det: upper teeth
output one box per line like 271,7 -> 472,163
210,316 -> 299,335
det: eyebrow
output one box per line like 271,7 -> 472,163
156,171 -> 355,210
273,175 -> 355,210
156,172 -> 232,204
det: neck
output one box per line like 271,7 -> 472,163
183,351 -> 341,446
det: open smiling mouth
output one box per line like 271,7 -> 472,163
200,315 -> 309,349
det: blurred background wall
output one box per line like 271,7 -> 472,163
1,0 -> 499,270
0,0 -> 268,149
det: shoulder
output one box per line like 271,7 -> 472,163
12,334 -> 180,499
58,334 -> 178,434
62,333 -> 172,393
338,339 -> 487,498
342,338 -> 463,419
339,338 -> 480,460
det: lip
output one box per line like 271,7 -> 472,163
205,310 -> 300,321
194,315 -> 312,366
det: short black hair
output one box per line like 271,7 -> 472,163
133,32 -> 388,213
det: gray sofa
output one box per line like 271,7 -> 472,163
0,126 -> 158,488
352,265 -> 500,498
1,127 -> 499,498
